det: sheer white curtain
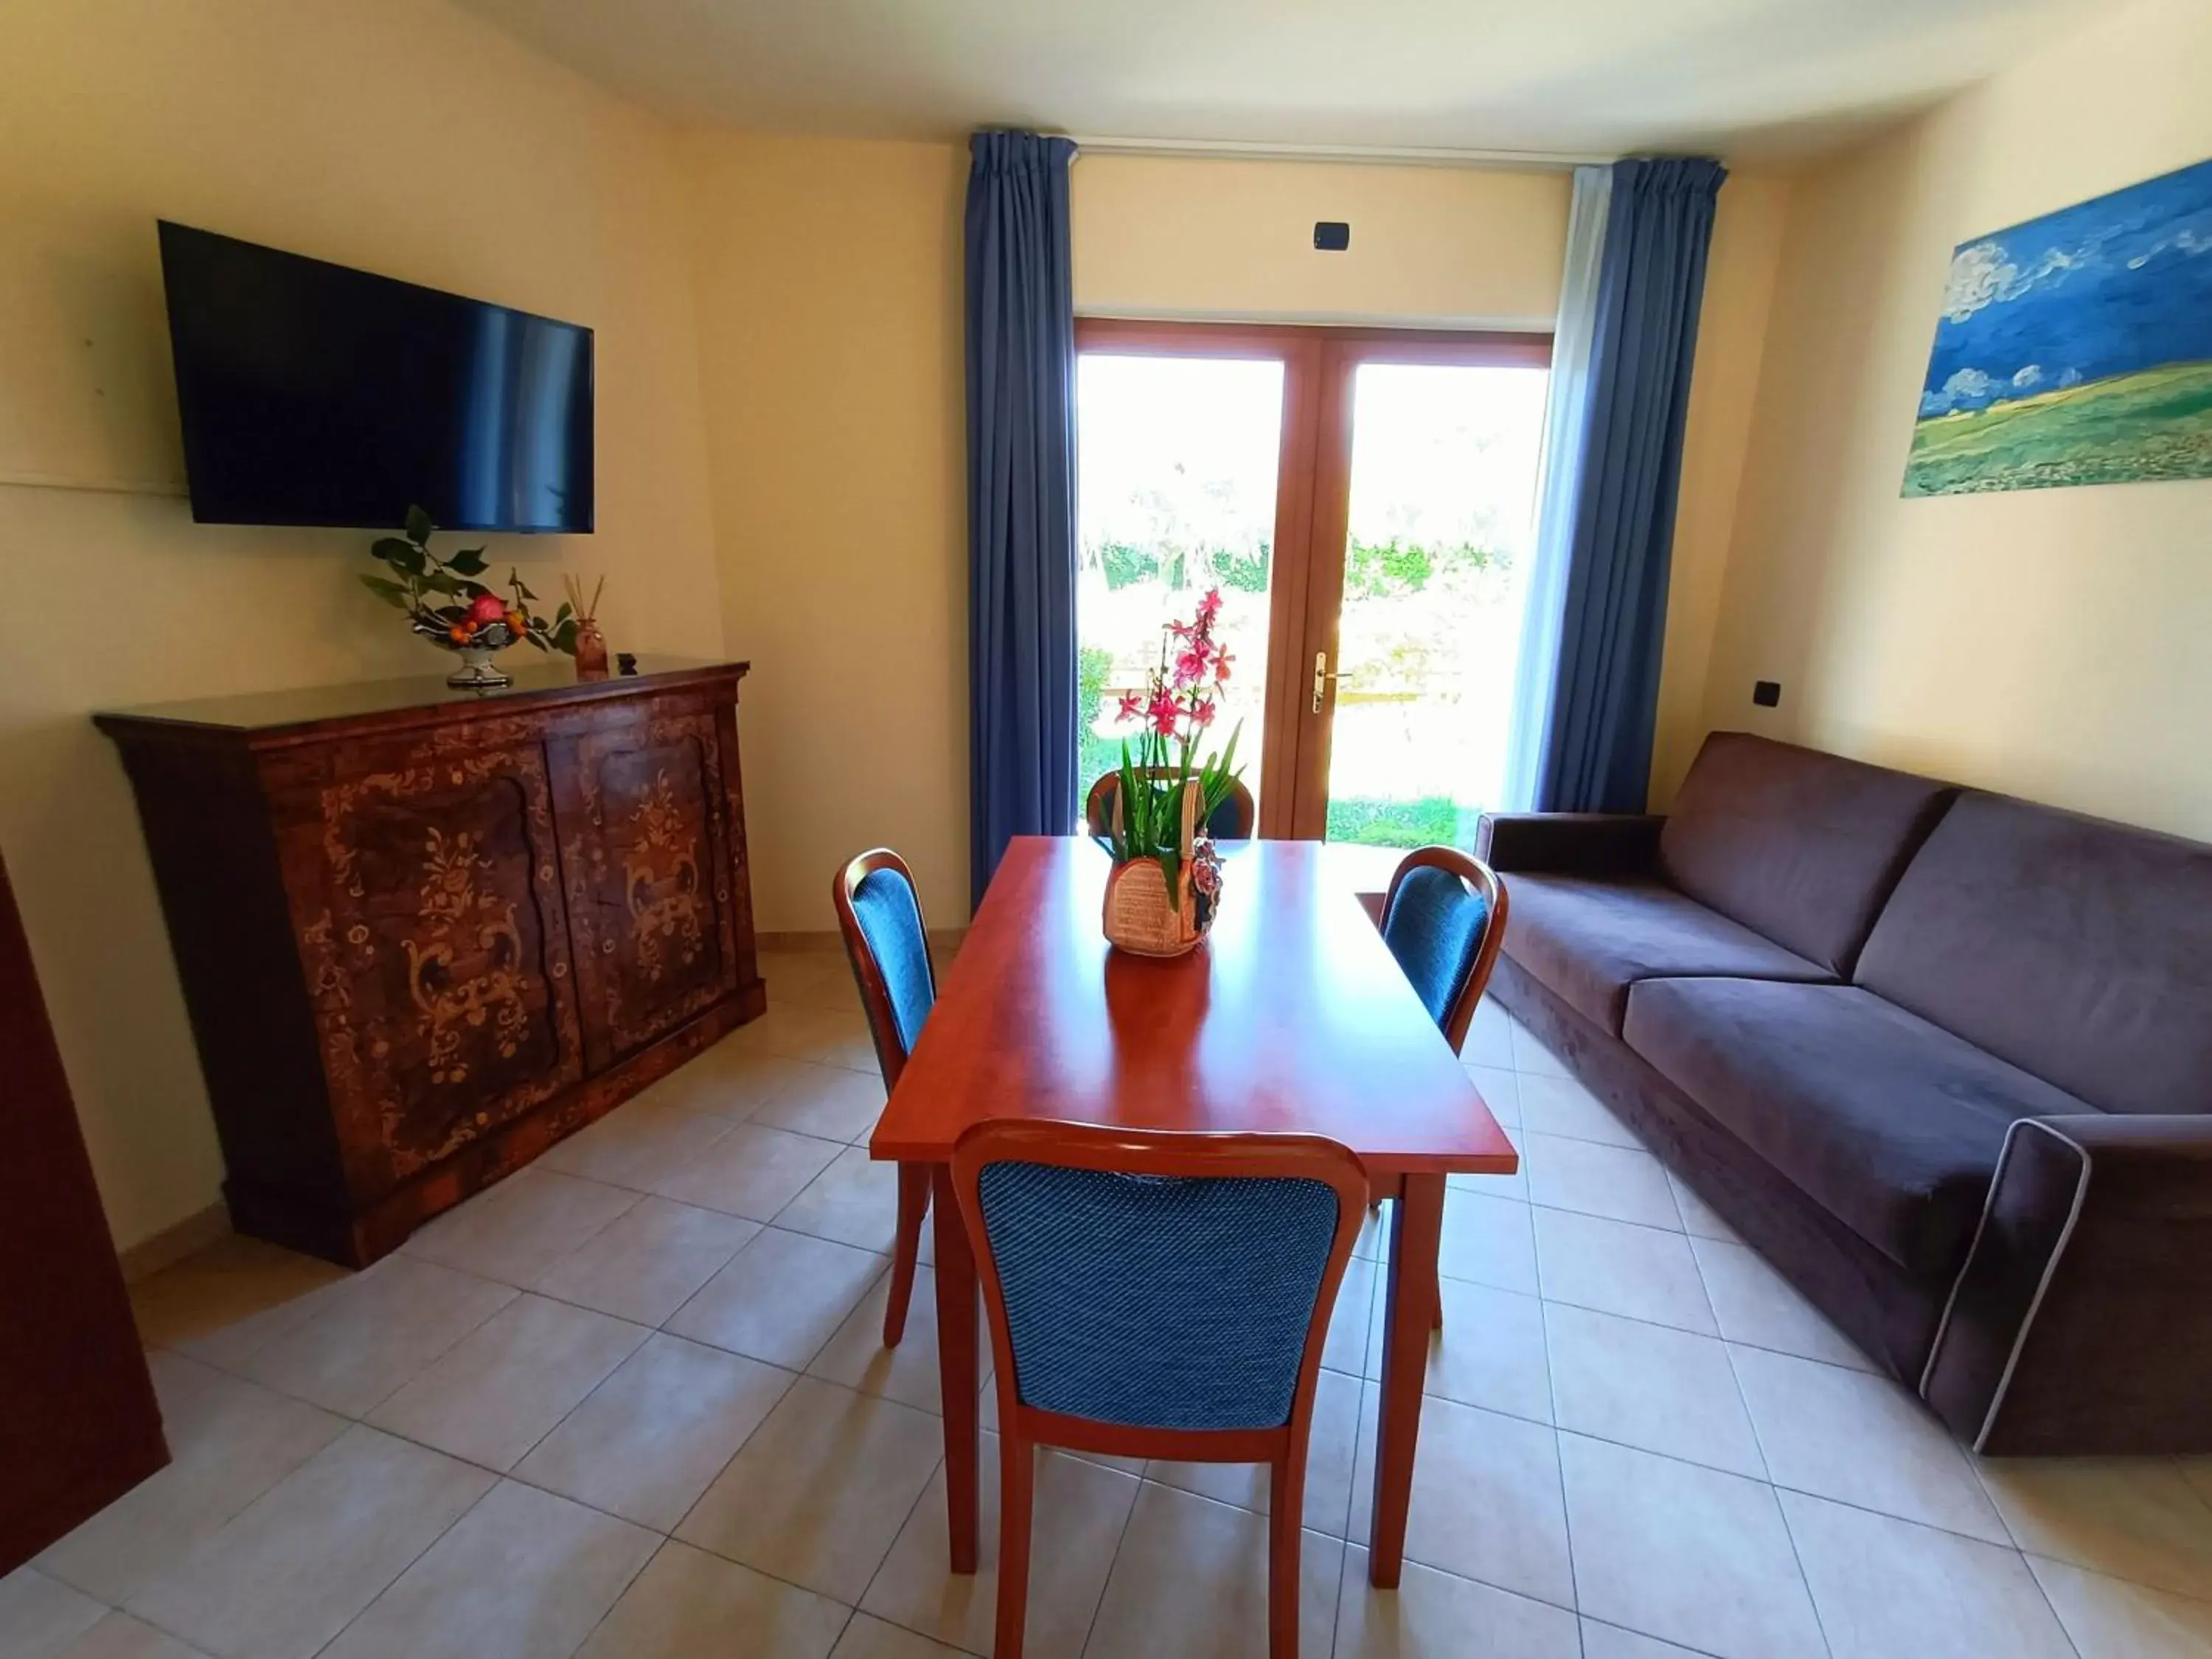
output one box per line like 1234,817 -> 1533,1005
1501,164 -> 1612,811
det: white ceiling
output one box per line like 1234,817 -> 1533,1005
453,0 -> 2103,161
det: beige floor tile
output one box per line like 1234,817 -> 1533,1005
829,1615 -> 965,1659
1516,1073 -> 1642,1150
1730,1346 -> 2007,1543
1352,1202 -> 1388,1262
1145,1367 -> 1363,1537
753,1065 -> 887,1143
46,1616 -> 208,1659
40,1355 -> 347,1604
1508,1019 -> 1572,1078
649,1124 -> 845,1220
1448,1162 -> 1530,1202
1531,1208 -> 1716,1335
1976,1455 -> 2212,1599
1665,1172 -> 1744,1245
1435,1189 -> 1539,1296
1525,1133 -> 1683,1230
799,1009 -> 881,1074
529,1197 -> 757,1326
2183,1459 -> 2212,1511
1323,1255 -> 1378,1377
238,1255 -> 516,1417
647,1046 -> 822,1121
128,1237 -> 349,1371
1335,1547 -> 1582,1659
1576,1621 -> 1708,1658
776,1147 -> 909,1254
1559,1433 -> 1825,1659
1463,1062 -> 1520,1128
320,1481 -> 655,1659
2029,1554 -> 2212,1659
575,1541 -> 850,1659
678,1376 -> 943,1602
1460,1000 -> 1519,1071
516,1334 -> 793,1531
1781,1489 -> 2072,1659
403,1168 -> 638,1286
0,1566 -> 105,1658
536,1100 -> 738,1193
809,1264 -> 987,1416
1347,1385 -> 1574,1607
1547,1304 -> 1764,1478
127,1425 -> 493,1659
1084,1484 -> 1340,1659
860,1436 -> 1138,1658
667,1227 -> 888,1368
366,1294 -> 647,1471
1363,1276 -> 1553,1426
1691,1236 -> 1874,1372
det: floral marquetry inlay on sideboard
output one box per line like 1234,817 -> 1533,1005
97,658 -> 763,1267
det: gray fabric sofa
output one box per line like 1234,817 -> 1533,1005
1478,731 -> 2212,1455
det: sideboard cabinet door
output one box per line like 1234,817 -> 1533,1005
271,732 -> 586,1201
548,698 -> 744,1071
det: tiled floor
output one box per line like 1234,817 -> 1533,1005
11,947 -> 2212,1659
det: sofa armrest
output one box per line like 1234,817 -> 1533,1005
1475,813 -> 1665,877
1922,1114 -> 2212,1454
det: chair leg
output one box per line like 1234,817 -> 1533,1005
1267,1450 -> 1304,1659
883,1161 -> 931,1346
996,1433 -> 1036,1659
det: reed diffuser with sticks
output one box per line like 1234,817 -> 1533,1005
564,573 -> 609,678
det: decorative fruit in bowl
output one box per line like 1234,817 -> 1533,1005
360,506 -> 580,687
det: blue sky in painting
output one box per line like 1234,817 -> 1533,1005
1920,157 -> 2212,417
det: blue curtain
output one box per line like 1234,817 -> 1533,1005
967,131 -> 1079,907
1534,157 -> 1727,813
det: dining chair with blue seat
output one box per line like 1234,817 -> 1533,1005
832,847 -> 939,1346
951,1120 -> 1368,1659
1085,768 -> 1256,841
1377,846 -> 1510,1328
1380,844 -> 1510,1055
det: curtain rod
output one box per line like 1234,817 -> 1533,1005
1060,135 -> 1614,171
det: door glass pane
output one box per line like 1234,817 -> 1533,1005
1075,354 -> 1283,824
1324,361 -> 1550,848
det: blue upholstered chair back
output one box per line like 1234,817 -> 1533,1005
846,865 -> 934,1067
973,1162 -> 1341,1431
1382,864 -> 1492,1034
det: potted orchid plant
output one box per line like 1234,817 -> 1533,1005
1099,588 -> 1244,956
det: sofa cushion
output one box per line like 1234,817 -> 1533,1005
1659,732 -> 1956,976
1624,977 -> 2095,1274
1503,874 -> 1834,1035
1857,793 -> 2212,1117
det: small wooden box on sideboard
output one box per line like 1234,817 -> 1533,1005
97,657 -> 765,1267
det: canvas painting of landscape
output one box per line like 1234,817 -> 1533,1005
1904,156 -> 2212,495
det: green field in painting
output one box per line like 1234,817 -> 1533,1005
1903,359 -> 2212,495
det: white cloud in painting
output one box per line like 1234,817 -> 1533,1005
1941,237 -> 2094,322
2012,364 -> 2043,388
2125,228 -> 2212,268
1921,366 -> 2000,416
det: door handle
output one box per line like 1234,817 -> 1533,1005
1311,651 -> 1351,714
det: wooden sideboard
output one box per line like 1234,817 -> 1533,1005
97,657 -> 765,1267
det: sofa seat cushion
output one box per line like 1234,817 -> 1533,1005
1624,977 -> 2097,1274
1503,874 -> 1834,1035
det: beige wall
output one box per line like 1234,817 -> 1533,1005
0,0 -> 723,1251
1073,156 -> 1571,326
1703,0 -> 2212,836
1649,170 -> 1792,805
682,133 -> 972,936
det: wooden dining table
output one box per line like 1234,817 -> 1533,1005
869,834 -> 1519,1589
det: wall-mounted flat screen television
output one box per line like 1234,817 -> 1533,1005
157,221 -> 594,532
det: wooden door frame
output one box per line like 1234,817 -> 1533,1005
1074,318 -> 1552,840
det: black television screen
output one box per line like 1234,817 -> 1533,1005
157,221 -> 593,532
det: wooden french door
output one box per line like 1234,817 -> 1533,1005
1075,318 -> 1553,841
